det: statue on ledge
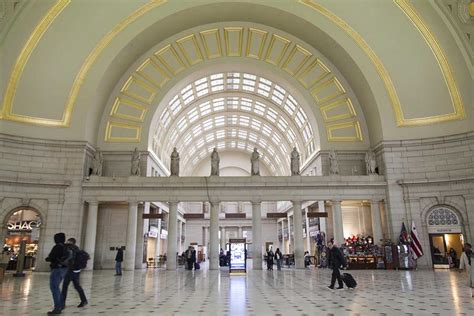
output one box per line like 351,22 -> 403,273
130,148 -> 141,176
290,147 -> 300,176
210,147 -> 220,176
329,150 -> 339,175
365,150 -> 377,175
251,147 -> 260,176
91,150 -> 103,176
170,147 -> 180,176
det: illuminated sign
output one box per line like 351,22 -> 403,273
7,221 -> 41,231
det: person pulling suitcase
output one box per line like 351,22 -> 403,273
327,241 -> 346,290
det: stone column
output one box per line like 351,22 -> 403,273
209,201 -> 220,270
155,217 -> 162,257
220,226 -> 226,251
83,201 -> 98,270
135,204 -> 145,269
179,220 -> 183,253
371,200 -> 383,245
464,196 -> 474,243
305,208 -> 311,252
318,201 -> 327,234
287,214 -> 292,252
332,200 -> 344,246
280,220 -> 285,251
292,201 -> 304,269
252,201 -> 263,270
166,201 -> 178,270
125,202 -> 138,271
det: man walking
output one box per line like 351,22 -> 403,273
45,232 -> 69,314
61,238 -> 88,308
115,247 -> 123,275
327,241 -> 346,290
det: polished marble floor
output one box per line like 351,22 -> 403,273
1,263 -> 473,316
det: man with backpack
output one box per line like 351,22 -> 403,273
45,232 -> 70,314
61,238 -> 89,308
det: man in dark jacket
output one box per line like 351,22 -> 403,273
327,241 -> 346,289
45,232 -> 69,314
184,246 -> 196,270
61,238 -> 88,308
115,247 -> 123,275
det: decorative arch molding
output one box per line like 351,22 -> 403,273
0,200 -> 48,228
102,23 -> 366,147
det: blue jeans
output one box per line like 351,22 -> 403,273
115,261 -> 122,275
50,267 -> 67,309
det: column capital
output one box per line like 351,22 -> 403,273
87,200 -> 99,206
331,200 -> 342,205
209,200 -> 220,207
251,200 -> 261,206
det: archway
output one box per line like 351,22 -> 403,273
2,207 -> 43,271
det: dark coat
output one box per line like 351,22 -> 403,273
115,249 -> 124,262
45,233 -> 66,269
328,246 -> 346,269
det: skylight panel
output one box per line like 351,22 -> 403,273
248,133 -> 257,142
237,142 -> 246,149
160,110 -> 170,127
203,118 -> 213,130
240,98 -> 252,111
177,117 -> 187,132
216,130 -> 225,139
210,73 -> 223,80
183,134 -> 192,145
287,129 -> 295,142
250,119 -> 261,130
188,108 -> 198,122
266,108 -> 277,122
262,124 -> 271,136
215,116 -> 225,126
192,125 -> 202,136
195,78 -> 207,85
254,103 -> 265,115
295,111 -> 304,128
239,116 -> 250,126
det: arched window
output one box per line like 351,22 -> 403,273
427,207 -> 459,226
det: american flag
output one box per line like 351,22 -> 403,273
399,222 -> 409,244
410,221 -> 423,259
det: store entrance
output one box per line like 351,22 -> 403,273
3,208 -> 41,271
429,233 -> 464,269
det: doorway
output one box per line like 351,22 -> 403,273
429,233 -> 464,269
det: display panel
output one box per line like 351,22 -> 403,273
229,238 -> 246,275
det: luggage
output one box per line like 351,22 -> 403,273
342,273 -> 357,288
194,262 -> 200,270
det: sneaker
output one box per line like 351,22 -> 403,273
327,286 -> 334,289
336,286 -> 344,290
47,309 -> 62,315
77,301 -> 88,308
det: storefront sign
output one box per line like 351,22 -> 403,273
160,229 -> 168,239
7,221 -> 41,231
428,226 -> 461,234
148,226 -> 159,238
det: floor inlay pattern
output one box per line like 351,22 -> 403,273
1,264 -> 473,315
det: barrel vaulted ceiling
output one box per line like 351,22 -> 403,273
0,0 -> 471,152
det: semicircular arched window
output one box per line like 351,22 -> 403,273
427,207 -> 459,226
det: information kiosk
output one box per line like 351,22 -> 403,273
229,238 -> 246,275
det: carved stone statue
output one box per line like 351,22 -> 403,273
210,147 -> 220,176
250,147 -> 260,176
290,147 -> 300,176
328,150 -> 339,175
365,150 -> 377,175
91,150 -> 103,176
170,147 -> 180,176
131,148 -> 141,176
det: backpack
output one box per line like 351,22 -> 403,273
74,250 -> 90,270
59,245 -> 74,267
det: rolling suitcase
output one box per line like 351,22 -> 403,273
194,262 -> 200,270
342,273 -> 357,288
